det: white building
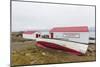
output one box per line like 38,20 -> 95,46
23,31 -> 41,39
23,26 -> 89,44
23,31 -> 50,39
49,26 -> 89,44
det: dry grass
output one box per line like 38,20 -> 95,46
11,32 -> 96,66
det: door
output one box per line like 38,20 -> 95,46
51,33 -> 53,38
36,34 -> 38,38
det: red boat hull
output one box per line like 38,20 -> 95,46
36,41 -> 83,55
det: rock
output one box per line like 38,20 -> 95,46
25,53 -> 31,56
88,48 -> 93,53
41,52 -> 46,56
12,51 -> 17,54
20,52 -> 25,55
86,53 -> 90,56
30,61 -> 35,64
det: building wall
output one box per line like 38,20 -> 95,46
23,31 -> 89,43
53,32 -> 89,43
23,34 -> 34,39
23,32 -> 42,39
89,32 -> 95,38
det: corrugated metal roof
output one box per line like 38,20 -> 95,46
50,26 -> 89,32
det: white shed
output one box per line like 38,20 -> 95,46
23,31 -> 41,39
50,26 -> 89,44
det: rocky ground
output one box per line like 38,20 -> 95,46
11,32 -> 96,66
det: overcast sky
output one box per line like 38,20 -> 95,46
12,1 -> 95,32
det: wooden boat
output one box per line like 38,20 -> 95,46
36,38 -> 88,55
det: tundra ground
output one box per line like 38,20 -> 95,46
11,32 -> 96,66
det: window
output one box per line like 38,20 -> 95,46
63,33 -> 80,38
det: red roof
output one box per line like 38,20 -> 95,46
50,26 -> 89,32
23,31 -> 35,34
